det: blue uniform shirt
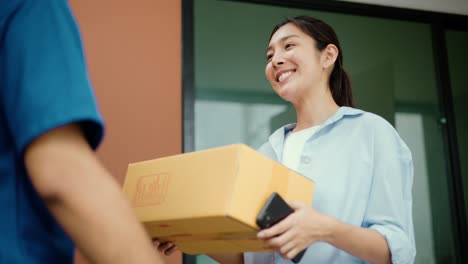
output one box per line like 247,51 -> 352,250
245,107 -> 415,264
0,0 -> 104,262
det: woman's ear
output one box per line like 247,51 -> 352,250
322,44 -> 339,69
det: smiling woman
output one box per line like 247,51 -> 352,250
177,15 -> 415,264
232,15 -> 415,264
190,0 -> 462,263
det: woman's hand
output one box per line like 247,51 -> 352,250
152,239 -> 178,256
256,201 -> 335,260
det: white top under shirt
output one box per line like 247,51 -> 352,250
282,125 -> 320,170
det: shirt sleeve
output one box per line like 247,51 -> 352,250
363,118 -> 416,264
1,0 -> 104,154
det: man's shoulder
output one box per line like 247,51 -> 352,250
0,0 -> 71,21
0,0 -> 23,22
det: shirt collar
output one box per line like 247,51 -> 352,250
268,106 -> 364,159
321,106 -> 364,127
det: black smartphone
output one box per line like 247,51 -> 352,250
256,192 -> 306,263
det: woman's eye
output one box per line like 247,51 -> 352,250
266,54 -> 273,62
285,43 -> 295,49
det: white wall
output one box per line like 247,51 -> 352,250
195,101 -> 287,151
396,113 -> 435,264
341,0 -> 468,16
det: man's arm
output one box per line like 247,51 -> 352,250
24,124 -> 165,264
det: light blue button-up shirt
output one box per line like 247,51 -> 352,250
244,107 -> 415,264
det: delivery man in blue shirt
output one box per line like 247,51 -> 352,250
0,1 -> 165,263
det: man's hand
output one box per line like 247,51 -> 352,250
152,239 -> 178,256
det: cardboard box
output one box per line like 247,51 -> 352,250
122,144 -> 314,254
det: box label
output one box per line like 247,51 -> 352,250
133,173 -> 170,207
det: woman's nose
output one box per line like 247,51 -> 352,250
271,55 -> 284,68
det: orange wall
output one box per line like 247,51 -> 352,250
69,0 -> 182,263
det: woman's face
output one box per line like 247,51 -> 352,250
265,23 -> 324,102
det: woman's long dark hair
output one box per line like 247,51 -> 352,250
270,16 -> 355,107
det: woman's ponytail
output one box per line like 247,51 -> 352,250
330,62 -> 354,107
